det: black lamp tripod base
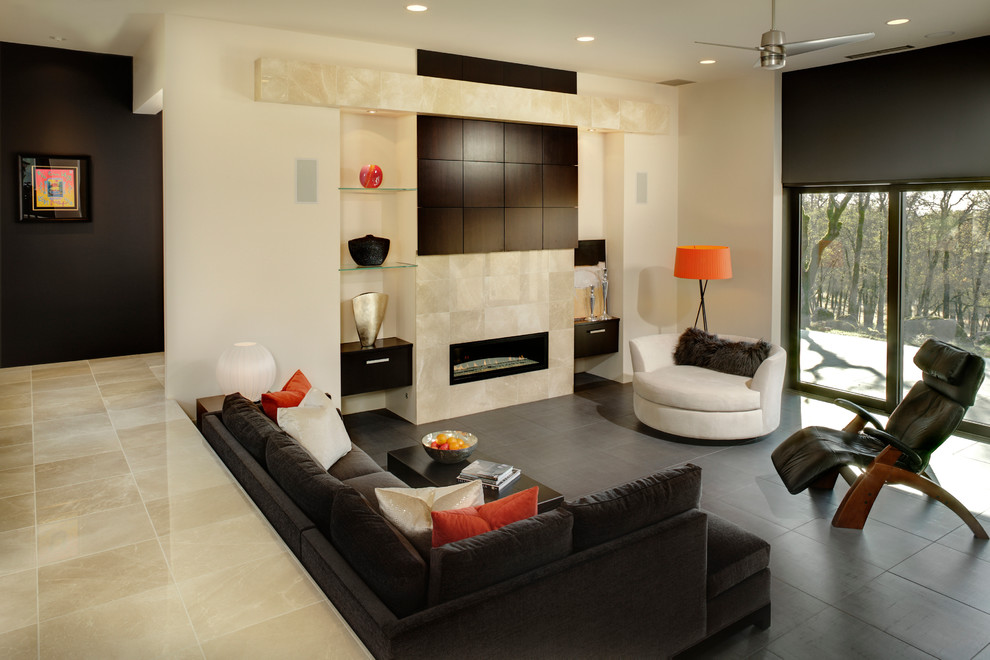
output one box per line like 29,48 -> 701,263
693,279 -> 710,333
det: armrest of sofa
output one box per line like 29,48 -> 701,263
750,344 -> 786,394
629,333 -> 679,373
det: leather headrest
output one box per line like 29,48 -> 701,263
915,339 -> 985,407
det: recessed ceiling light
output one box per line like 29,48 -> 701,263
700,59 -> 716,65
367,110 -> 377,114
886,18 -> 910,25
406,4 -> 428,12
576,36 -> 595,42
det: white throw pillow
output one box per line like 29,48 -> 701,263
376,480 -> 485,556
277,388 -> 351,470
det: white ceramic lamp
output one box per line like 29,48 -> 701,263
216,342 -> 276,401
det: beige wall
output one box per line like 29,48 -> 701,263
677,75 -> 782,343
577,79 -> 681,381
155,16 -> 415,413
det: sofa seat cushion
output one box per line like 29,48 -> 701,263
222,393 -> 289,468
562,464 -> 702,552
634,366 -> 760,413
427,507 -> 572,606
705,512 -> 771,599
265,433 -> 346,536
329,445 -> 385,481
330,487 -> 427,618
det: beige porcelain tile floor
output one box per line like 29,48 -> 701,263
0,354 -> 370,660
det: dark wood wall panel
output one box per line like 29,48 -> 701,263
543,165 -> 578,208
464,208 -> 505,253
418,160 -> 463,207
463,162 -> 504,207
463,56 -> 503,86
418,116 -> 577,256
543,126 -> 578,165
543,208 -> 579,249
505,123 -> 542,163
463,120 -> 504,161
418,116 -> 462,160
504,63 -> 542,90
417,50 -> 462,81
418,208 -> 463,255
418,50 -> 576,94
505,208 -> 543,252
505,164 -> 542,207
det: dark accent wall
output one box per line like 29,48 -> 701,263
782,36 -> 990,185
418,50 -> 577,94
0,43 -> 163,366
418,116 -> 578,255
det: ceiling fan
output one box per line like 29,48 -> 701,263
696,0 -> 875,70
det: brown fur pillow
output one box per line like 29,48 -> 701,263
673,328 -> 771,378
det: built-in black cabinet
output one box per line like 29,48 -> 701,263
341,337 -> 413,396
417,115 -> 577,256
574,318 -> 620,358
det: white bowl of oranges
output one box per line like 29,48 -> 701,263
422,430 -> 478,464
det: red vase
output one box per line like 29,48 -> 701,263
359,164 -> 383,188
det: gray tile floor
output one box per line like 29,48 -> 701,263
344,375 -> 990,660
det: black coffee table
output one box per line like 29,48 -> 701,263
386,446 -> 563,513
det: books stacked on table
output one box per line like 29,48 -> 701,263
457,459 -> 521,491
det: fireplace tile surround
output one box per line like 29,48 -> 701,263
414,249 -> 574,423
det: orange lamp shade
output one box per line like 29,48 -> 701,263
674,245 -> 732,281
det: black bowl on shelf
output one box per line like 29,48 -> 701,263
421,430 -> 478,464
348,234 -> 390,266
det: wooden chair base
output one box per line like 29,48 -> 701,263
831,447 -> 988,539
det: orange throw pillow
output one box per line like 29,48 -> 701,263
431,487 -> 539,547
261,370 -> 312,420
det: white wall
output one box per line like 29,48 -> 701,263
576,78 -> 680,381
155,16 -> 416,413
132,16 -> 164,114
677,75 -> 782,343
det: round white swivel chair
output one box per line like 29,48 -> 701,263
628,333 -> 786,441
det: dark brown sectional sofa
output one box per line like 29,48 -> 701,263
200,393 -> 771,658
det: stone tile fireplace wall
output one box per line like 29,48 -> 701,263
415,250 -> 575,423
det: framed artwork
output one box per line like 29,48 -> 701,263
18,155 -> 91,222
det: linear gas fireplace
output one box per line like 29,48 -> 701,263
449,332 -> 549,386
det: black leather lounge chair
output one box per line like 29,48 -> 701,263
772,338 -> 988,539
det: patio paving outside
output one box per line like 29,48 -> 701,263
799,329 -> 990,426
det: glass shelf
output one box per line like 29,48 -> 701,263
339,187 -> 417,193
339,262 -> 417,272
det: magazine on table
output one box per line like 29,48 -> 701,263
457,459 -> 516,485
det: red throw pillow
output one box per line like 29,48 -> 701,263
431,487 -> 539,547
261,369 -> 312,419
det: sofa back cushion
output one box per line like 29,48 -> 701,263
673,328 -> 771,378
427,507 -> 572,606
265,432 -> 345,536
330,487 -> 427,618
221,393 -> 288,468
562,463 -> 701,552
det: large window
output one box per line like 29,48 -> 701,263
792,184 -> 990,432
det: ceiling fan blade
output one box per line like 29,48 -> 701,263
783,32 -> 875,56
694,41 -> 764,52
